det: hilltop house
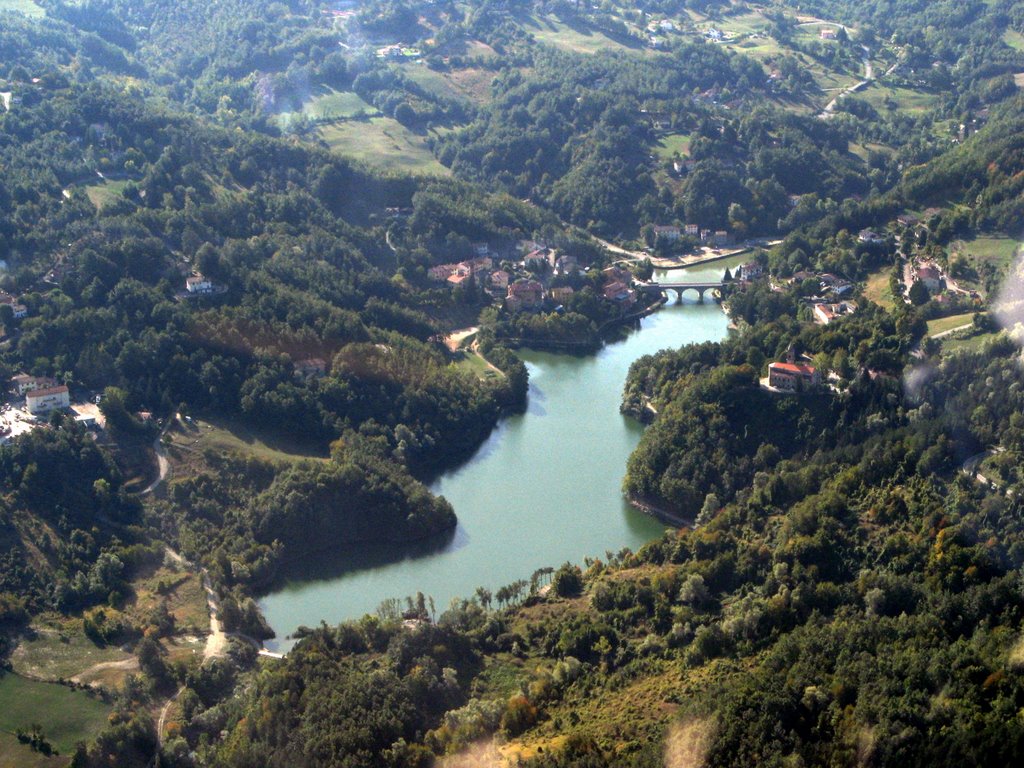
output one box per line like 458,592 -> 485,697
768,362 -> 820,392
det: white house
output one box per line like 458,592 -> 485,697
27,385 -> 70,415
186,275 -> 213,294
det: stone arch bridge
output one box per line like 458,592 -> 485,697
636,280 -> 724,303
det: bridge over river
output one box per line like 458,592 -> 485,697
636,279 -> 724,302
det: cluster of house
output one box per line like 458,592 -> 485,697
653,225 -> 735,248
428,242 -> 607,313
860,208 -> 945,246
812,301 -> 857,325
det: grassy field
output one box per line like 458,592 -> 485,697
726,36 -> 784,60
129,560 -> 209,636
654,134 -> 692,160
452,349 -> 503,380
84,178 -> 128,210
848,141 -> 894,163
278,87 -> 377,123
857,83 -> 938,116
716,10 -> 771,36
1004,29 -> 1024,52
318,117 -> 449,176
864,268 -> 896,310
942,330 -> 1000,355
0,673 -> 110,755
927,312 -> 975,337
168,416 -> 327,466
525,14 -> 640,55
402,64 -> 496,106
953,235 -> 1020,272
0,0 -> 45,17
10,621 -> 133,682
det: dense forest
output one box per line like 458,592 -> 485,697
1,0 -> 1024,765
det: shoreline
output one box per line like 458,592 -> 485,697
629,496 -> 694,528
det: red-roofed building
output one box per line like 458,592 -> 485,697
768,362 -> 820,392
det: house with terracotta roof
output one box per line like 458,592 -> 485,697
915,263 -> 943,292
506,280 -> 544,311
768,362 -> 820,392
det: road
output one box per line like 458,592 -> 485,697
138,414 -> 177,495
930,322 -> 973,340
820,46 -> 875,118
592,236 -> 649,261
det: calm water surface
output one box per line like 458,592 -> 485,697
260,263 -> 733,649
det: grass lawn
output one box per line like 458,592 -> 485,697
83,178 -> 128,210
318,117 -> 449,176
525,14 -> 640,55
654,134 -> 692,160
927,312 -> 976,337
1004,29 -> 1024,52
0,673 -> 109,755
864,268 -> 896,310
10,621 -> 132,682
0,0 -> 44,17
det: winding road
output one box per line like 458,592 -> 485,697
820,45 -> 875,118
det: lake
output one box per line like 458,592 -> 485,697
260,261 -> 736,649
